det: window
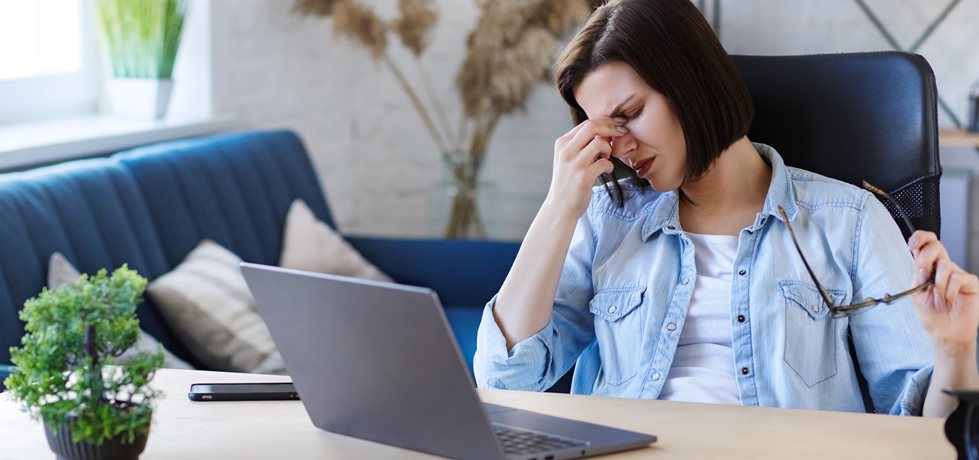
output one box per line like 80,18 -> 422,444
0,0 -> 99,124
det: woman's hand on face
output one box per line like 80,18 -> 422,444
908,230 -> 979,352
544,117 -> 626,222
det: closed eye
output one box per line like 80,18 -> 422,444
612,106 -> 643,120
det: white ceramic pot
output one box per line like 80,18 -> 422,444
105,78 -> 174,119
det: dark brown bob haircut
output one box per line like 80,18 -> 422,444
555,0 -> 754,206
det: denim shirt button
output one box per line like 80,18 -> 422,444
608,305 -> 618,314
738,269 -> 747,276
667,225 -> 676,230
652,372 -> 661,381
682,277 -> 690,285
741,367 -> 750,375
666,322 -> 677,331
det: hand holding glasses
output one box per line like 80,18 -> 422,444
778,181 -> 934,319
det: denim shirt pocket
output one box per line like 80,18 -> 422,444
779,280 -> 845,387
589,286 -> 646,386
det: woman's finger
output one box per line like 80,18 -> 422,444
933,258 -> 954,305
561,119 -> 626,159
574,136 -> 613,167
945,271 -> 966,309
912,284 -> 932,307
913,239 -> 945,280
908,230 -> 938,257
587,157 -> 615,177
558,116 -> 607,144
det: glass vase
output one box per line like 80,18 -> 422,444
429,177 -> 497,239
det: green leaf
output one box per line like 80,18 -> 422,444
94,0 -> 187,79
4,265 -> 161,445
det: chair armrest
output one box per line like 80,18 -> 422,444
345,236 -> 519,308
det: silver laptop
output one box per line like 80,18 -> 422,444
241,263 -> 656,460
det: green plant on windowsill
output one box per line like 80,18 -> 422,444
96,0 -> 186,79
95,0 -> 187,119
3,266 -> 163,460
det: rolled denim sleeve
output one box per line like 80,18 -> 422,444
473,213 -> 598,392
849,193 -> 934,415
473,296 -> 558,391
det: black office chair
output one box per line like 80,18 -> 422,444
732,51 -> 943,415
731,52 -> 942,239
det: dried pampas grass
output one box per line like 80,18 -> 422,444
539,0 -> 594,36
457,28 -> 555,118
330,0 -> 387,59
393,0 -> 438,57
457,0 -> 590,118
292,0 -> 342,17
294,0 -> 594,238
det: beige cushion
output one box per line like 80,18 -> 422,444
145,241 -> 286,375
279,200 -> 392,282
47,252 -> 194,370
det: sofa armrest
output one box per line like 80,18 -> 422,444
345,236 -> 519,308
0,364 -> 13,385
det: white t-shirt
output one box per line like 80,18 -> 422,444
658,232 -> 741,404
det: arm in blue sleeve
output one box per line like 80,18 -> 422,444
849,193 -> 934,415
473,214 -> 597,391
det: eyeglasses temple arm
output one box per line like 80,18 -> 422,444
777,206 -> 837,307
862,181 -> 916,234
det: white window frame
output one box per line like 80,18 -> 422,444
0,0 -> 100,125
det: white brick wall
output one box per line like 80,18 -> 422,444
210,0 -> 566,240
208,0 -> 979,245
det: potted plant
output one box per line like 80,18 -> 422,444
4,266 -> 163,460
95,0 -> 187,119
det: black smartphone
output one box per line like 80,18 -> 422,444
188,382 -> 300,401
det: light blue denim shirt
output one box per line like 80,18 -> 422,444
474,143 -> 934,415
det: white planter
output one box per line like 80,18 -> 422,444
105,78 -> 174,119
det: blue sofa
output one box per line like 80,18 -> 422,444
0,130 -> 518,379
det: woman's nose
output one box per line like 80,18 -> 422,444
610,134 -> 636,159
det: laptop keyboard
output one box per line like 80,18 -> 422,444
492,424 -> 588,456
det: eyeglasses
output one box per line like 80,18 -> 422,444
778,181 -> 933,319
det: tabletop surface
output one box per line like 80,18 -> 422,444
0,368 -> 957,459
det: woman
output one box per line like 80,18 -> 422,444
473,0 -> 979,417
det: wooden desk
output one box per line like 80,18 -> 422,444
940,128 -> 979,148
0,369 -> 956,459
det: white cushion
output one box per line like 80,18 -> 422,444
47,252 -> 194,370
145,241 -> 286,375
279,200 -> 392,282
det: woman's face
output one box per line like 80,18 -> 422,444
573,61 -> 686,191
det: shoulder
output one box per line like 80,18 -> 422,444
787,166 -> 873,212
586,178 -> 667,222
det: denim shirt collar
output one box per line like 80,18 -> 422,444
640,142 -> 799,240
